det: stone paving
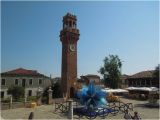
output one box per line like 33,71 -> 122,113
1,97 -> 160,119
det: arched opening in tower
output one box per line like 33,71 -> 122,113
70,87 -> 75,98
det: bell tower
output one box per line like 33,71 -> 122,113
60,13 -> 80,99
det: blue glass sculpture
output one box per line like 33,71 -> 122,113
77,81 -> 107,108
74,81 -> 119,118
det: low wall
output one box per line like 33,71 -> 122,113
1,101 -> 31,110
52,98 -> 65,103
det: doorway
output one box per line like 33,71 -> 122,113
28,90 -> 32,96
22,79 -> 26,87
70,87 -> 75,98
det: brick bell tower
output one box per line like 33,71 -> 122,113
60,13 -> 80,99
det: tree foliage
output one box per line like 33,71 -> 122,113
153,64 -> 159,79
42,82 -> 62,103
52,82 -> 62,98
99,55 -> 122,89
8,86 -> 25,100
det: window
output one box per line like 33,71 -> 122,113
39,79 -> 42,85
1,91 -> 4,98
133,81 -> 136,86
15,79 -> 18,85
1,79 -> 5,85
129,81 -> 132,86
141,80 -> 145,86
28,90 -> 32,96
146,80 -> 150,86
125,79 -> 128,84
137,81 -> 140,86
69,21 -> 72,27
7,90 -> 10,95
29,79 -> 32,85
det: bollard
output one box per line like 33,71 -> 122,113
47,87 -> 53,104
67,99 -> 73,120
24,95 -> 27,106
37,96 -> 42,106
9,95 -> 12,109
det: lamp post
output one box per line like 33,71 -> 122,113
119,60 -> 124,88
104,71 -> 108,88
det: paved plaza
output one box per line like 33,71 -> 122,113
1,97 -> 159,119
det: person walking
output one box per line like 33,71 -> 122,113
132,111 -> 141,120
124,110 -> 133,120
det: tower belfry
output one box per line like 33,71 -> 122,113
60,13 -> 80,99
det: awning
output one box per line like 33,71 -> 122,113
102,88 -> 128,93
126,87 -> 158,92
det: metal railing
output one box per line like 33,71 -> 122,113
53,99 -> 134,119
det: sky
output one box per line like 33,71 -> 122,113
1,1 -> 159,78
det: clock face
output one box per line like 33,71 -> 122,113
69,44 -> 76,52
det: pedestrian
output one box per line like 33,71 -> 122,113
28,112 -> 34,120
124,110 -> 133,120
132,111 -> 141,120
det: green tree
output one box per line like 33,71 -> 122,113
42,82 -> 62,103
52,82 -> 62,98
99,55 -> 122,89
8,86 -> 25,100
153,64 -> 159,79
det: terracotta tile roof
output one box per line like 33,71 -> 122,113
85,74 -> 100,78
1,68 -> 47,77
120,74 -> 129,79
129,70 -> 154,79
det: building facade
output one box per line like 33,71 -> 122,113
51,77 -> 61,84
123,70 -> 159,88
120,74 -> 129,88
1,68 -> 51,99
80,74 -> 101,85
77,74 -> 102,89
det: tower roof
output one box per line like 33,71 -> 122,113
63,12 -> 77,21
